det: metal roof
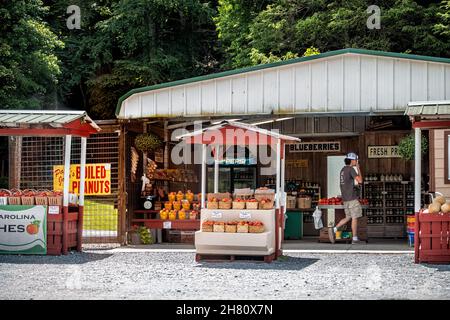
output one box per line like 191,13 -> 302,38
179,120 -> 301,143
405,101 -> 450,118
0,110 -> 100,137
117,48 -> 450,119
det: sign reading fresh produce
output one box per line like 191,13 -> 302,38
0,205 -> 47,254
53,163 -> 111,195
367,145 -> 401,158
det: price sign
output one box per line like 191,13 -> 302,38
48,205 -> 60,215
239,211 -> 252,219
163,221 -> 172,229
211,211 -> 222,219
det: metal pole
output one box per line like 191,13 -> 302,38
79,137 -> 87,206
214,144 -> 219,193
201,144 -> 207,209
63,135 -> 72,207
77,137 -> 87,251
414,128 -> 421,213
62,134 -> 72,255
276,139 -> 281,209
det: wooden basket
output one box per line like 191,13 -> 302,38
207,193 -> 231,202
213,223 -> 225,232
201,225 -> 213,232
246,201 -> 259,210
8,197 -> 21,205
207,201 -> 218,209
249,225 -> 265,233
35,197 -> 48,205
237,224 -> 249,233
0,189 -> 10,205
225,224 -> 237,233
286,196 -> 297,209
21,196 -> 35,205
259,201 -> 274,210
48,196 -> 63,206
254,193 -> 275,202
232,201 -> 246,209
219,201 -> 232,209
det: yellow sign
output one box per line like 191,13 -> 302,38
286,159 -> 308,168
53,163 -> 111,195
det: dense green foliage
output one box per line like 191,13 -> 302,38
1,0 -> 449,118
0,0 -> 63,109
216,0 -> 450,68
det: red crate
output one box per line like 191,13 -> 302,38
415,212 -> 450,264
47,211 -> 81,255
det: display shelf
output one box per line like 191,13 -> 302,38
133,219 -> 200,230
363,179 -> 426,238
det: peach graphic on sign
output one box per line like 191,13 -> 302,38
26,220 -> 40,235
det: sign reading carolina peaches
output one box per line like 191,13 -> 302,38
53,163 -> 111,195
0,205 -> 47,255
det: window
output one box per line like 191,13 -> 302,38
445,131 -> 450,184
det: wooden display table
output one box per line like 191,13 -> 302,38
195,209 -> 277,262
318,204 -> 368,243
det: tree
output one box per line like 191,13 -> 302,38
0,0 -> 63,109
216,0 -> 450,68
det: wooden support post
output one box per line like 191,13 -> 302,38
8,136 -> 22,189
118,123 -> 128,245
77,137 -> 87,251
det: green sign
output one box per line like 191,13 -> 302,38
0,205 -> 47,255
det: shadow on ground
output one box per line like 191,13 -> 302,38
195,256 -> 319,271
421,263 -> 450,272
0,252 -> 113,265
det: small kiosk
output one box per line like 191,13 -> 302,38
0,110 -> 100,255
179,121 -> 300,262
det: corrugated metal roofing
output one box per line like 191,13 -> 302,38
117,48 -> 450,119
0,110 -> 100,130
405,101 -> 450,117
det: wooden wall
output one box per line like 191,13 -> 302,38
431,129 -> 450,197
284,131 -> 414,196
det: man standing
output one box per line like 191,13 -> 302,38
329,152 -> 363,244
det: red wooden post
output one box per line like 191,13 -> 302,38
275,208 -> 279,259
62,205 -> 69,255
414,211 -> 419,263
77,206 -> 84,252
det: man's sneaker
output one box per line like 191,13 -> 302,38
351,239 -> 363,245
328,227 -> 335,244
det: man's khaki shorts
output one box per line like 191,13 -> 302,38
343,199 -> 363,219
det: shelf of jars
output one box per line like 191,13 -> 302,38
363,174 -> 426,238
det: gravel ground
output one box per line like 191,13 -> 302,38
0,251 -> 449,300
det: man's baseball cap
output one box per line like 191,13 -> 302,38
346,152 -> 358,160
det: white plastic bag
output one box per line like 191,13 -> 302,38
312,206 -> 323,229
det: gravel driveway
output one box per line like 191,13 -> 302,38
0,251 -> 449,300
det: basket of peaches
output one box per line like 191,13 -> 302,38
248,221 -> 265,233
218,197 -> 232,209
245,198 -> 259,210
232,198 -> 246,209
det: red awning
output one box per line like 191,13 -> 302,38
180,121 -> 301,146
0,110 -> 100,137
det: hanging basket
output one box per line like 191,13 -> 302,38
134,133 -> 163,153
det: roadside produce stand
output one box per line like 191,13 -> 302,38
406,101 -> 450,264
0,110 -> 99,255
179,121 -> 300,262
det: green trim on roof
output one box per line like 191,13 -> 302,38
116,48 -> 450,117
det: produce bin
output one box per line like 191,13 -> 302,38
284,211 -> 303,240
415,211 -> 450,264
